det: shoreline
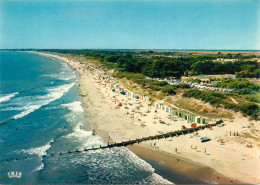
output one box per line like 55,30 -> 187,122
127,144 -> 239,184
38,52 -> 260,184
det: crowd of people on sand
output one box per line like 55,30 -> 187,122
58,55 -> 220,157
40,53 -> 260,184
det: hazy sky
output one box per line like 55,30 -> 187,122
0,0 -> 259,50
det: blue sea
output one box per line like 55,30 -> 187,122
0,52 -> 171,184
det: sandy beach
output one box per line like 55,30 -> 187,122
38,52 -> 260,184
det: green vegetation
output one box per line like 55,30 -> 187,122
245,94 -> 260,103
39,49 -> 259,118
162,85 -> 176,95
114,72 -> 146,80
41,49 -> 259,79
183,89 -> 227,105
215,78 -> 259,94
183,89 -> 259,117
150,85 -> 163,91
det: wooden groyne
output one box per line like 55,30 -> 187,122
86,119 -> 223,150
4,120 -> 223,162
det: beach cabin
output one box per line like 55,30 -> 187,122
195,116 -> 201,124
159,103 -> 163,110
188,114 -> 195,123
154,101 -> 163,109
194,116 -> 206,124
177,111 -> 184,119
171,110 -> 178,116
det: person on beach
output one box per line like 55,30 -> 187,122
175,147 -> 178,153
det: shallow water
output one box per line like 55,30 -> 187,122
0,52 -> 172,184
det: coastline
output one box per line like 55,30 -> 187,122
37,52 -> 260,184
127,144 -> 238,184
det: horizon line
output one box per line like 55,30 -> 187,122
1,48 -> 260,52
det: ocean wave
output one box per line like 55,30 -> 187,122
13,105 -> 42,119
63,123 -> 104,150
64,112 -> 77,123
21,139 -> 54,172
0,92 -> 19,103
66,124 -> 91,138
33,163 -> 45,172
62,122 -> 172,184
42,71 -> 76,81
201,178 -> 218,184
0,106 -> 26,111
21,139 -> 54,157
66,145 -> 173,184
142,173 -> 174,184
12,83 -> 75,120
109,148 -> 173,184
61,101 -> 84,113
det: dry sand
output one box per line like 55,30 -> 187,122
38,52 -> 260,184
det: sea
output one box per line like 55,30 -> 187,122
0,51 -> 172,184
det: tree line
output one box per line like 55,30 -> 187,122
40,49 -> 259,79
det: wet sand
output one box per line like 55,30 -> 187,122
128,144 -> 241,184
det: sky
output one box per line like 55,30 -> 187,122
0,0 -> 259,50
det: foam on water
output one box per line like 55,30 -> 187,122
33,163 -> 45,172
21,139 -> 54,172
64,123 -> 103,148
42,64 -> 76,81
62,121 -> 173,184
0,92 -> 19,103
61,101 -> 84,113
141,173 -> 174,184
201,178 -> 218,184
0,106 -> 27,111
12,83 -> 75,120
21,139 -> 54,157
121,148 -> 173,184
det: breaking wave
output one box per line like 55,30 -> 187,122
21,139 -> 54,172
0,92 -> 19,103
61,101 -> 84,113
12,83 -> 75,120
